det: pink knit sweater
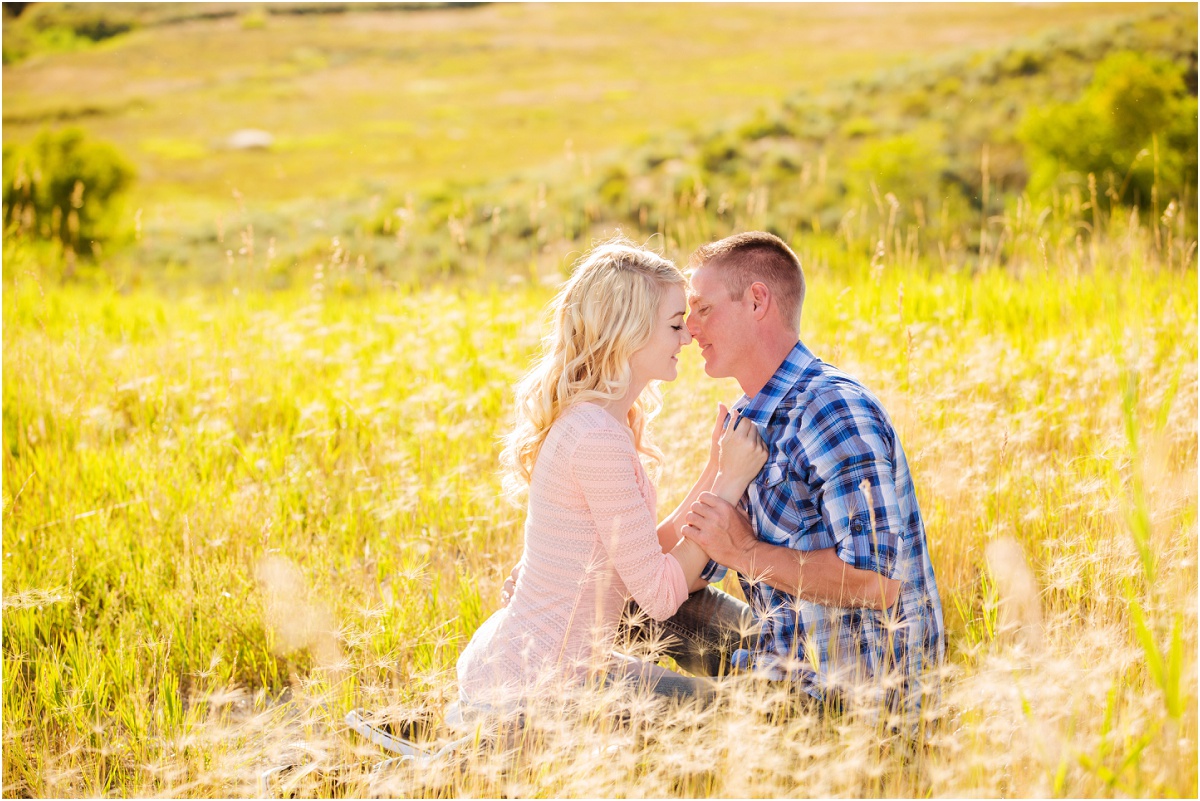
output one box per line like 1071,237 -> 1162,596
457,402 -> 689,706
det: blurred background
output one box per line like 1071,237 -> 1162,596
3,1 -> 1195,287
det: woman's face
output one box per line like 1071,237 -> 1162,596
629,284 -> 691,386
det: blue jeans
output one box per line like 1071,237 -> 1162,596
610,585 -> 760,704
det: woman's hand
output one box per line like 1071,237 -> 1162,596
706,402 -> 730,468
656,402 -> 734,556
500,562 -> 521,607
711,411 -> 767,504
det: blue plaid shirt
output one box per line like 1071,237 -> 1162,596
701,342 -> 944,713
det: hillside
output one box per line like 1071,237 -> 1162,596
4,2 -> 1193,286
358,3 -> 1196,284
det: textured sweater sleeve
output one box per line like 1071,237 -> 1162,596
571,429 -> 688,621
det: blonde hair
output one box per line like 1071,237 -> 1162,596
502,239 -> 686,498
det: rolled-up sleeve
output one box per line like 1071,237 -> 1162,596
802,390 -> 903,579
572,430 -> 688,620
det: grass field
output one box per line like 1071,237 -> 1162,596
4,208 -> 1196,796
3,2 -> 1198,798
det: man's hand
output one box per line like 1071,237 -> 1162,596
683,493 -> 901,610
682,492 -> 756,569
500,562 -> 521,608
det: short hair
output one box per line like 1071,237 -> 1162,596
689,231 -> 805,330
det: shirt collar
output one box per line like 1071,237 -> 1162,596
733,341 -> 816,423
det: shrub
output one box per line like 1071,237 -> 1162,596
839,115 -> 879,139
593,165 -> 627,212
698,134 -> 743,174
26,4 -> 136,41
736,110 -> 793,141
3,127 -> 136,253
848,130 -> 947,203
1000,47 -> 1044,77
934,76 -> 963,97
2,3 -> 138,63
241,8 -> 269,30
1019,51 -> 1198,204
900,91 -> 932,117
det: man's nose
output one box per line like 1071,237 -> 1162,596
685,314 -> 699,338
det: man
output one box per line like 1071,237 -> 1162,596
670,230 -> 944,716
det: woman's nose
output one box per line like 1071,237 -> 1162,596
680,326 -> 693,345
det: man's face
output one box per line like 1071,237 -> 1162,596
686,263 -> 752,380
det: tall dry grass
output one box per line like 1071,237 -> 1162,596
2,185 -> 1196,796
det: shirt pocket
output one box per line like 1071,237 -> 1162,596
751,457 -> 834,550
750,457 -> 798,546
758,457 -> 788,491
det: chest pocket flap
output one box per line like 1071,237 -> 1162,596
750,456 -> 794,546
752,455 -> 833,551
758,456 -> 789,489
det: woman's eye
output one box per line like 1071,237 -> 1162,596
671,325 -> 684,331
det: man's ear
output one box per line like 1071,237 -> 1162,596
748,282 -> 771,321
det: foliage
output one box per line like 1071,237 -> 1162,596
1020,50 -> 1199,205
2,127 -> 136,254
239,7 -> 269,31
1,2 -> 478,63
848,129 -> 947,203
328,5 -> 1195,290
1,2 -> 138,64
5,4 -> 1193,283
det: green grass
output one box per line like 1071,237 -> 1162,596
4,199 -> 1196,795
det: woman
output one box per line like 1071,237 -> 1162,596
457,241 -> 766,709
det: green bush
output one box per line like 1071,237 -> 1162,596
3,127 -> 136,253
736,110 -> 792,141
999,47 -> 1044,77
598,165 -> 630,207
839,115 -> 880,139
1019,51 -> 1198,204
2,3 -> 138,63
241,8 -> 269,30
24,4 -> 136,40
849,130 -> 947,203
698,133 -> 743,174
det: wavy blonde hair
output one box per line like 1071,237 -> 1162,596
501,239 -> 686,498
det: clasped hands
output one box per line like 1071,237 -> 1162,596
681,491 -> 756,568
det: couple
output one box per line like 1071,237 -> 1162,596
457,232 -> 944,719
